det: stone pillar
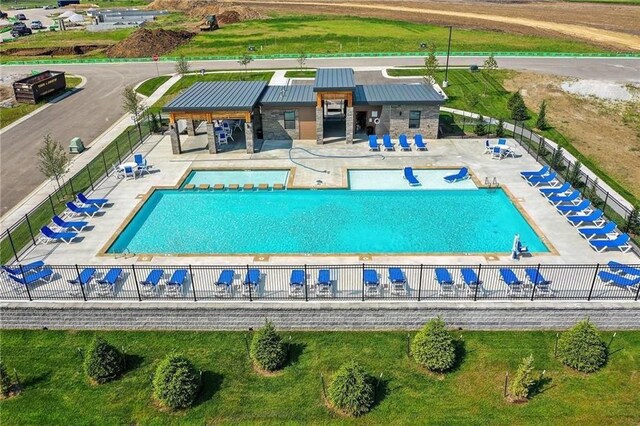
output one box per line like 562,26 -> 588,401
245,121 -> 254,153
169,123 -> 181,154
315,107 -> 324,145
186,119 -> 196,136
206,122 -> 217,154
345,106 -> 354,144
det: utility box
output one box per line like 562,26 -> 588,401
69,137 -> 85,154
12,70 -> 66,104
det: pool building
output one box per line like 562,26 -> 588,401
164,68 -> 446,154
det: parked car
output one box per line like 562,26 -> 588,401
30,20 -> 44,30
10,23 -> 32,37
15,13 -> 27,20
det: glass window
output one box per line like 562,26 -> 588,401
409,111 -> 421,129
284,111 -> 296,129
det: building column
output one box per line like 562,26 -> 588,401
315,107 -> 324,145
245,121 -> 254,153
206,122 -> 217,154
186,119 -> 197,136
169,123 -> 181,154
345,106 -> 354,144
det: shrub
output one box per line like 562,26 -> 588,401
508,355 -> 537,400
153,353 -> 200,409
495,119 -> 505,137
557,319 -> 607,373
0,361 -> 12,398
250,320 -> 287,372
84,337 -> 125,384
474,115 -> 487,136
411,317 -> 456,372
328,361 -> 375,417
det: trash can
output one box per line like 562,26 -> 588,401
69,137 -> 85,154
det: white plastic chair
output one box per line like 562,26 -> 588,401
123,166 -> 136,180
217,132 -> 228,145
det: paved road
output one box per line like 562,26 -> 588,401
1,56 -> 639,216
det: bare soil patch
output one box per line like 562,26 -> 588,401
148,0 -> 265,21
105,28 -> 194,58
503,72 -> 640,198
2,45 -> 104,57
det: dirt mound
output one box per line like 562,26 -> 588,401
147,0 -> 264,22
105,28 -> 194,58
2,45 -> 104,57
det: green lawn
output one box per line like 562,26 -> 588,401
136,75 -> 171,97
0,0 -> 150,8
0,75 -> 82,129
284,70 -> 316,78
1,329 -> 638,424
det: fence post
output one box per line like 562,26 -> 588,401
24,214 -> 36,246
18,264 -> 33,301
69,178 -> 75,196
361,263 -> 365,301
417,264 -> 423,302
474,264 -> 482,301
49,193 -> 55,215
115,140 -> 121,164
530,264 -> 541,301
635,279 -> 640,301
102,151 -> 109,176
247,265 -> 252,302
127,130 -> 133,155
603,192 -> 610,213
86,165 -> 94,191
6,230 -> 19,263
131,265 -> 142,302
74,264 -> 87,302
189,264 -> 197,301
587,264 -> 600,301
304,264 -> 308,302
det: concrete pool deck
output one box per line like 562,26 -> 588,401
16,132 -> 640,267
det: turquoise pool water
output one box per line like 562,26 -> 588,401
182,170 -> 289,187
108,189 -> 548,255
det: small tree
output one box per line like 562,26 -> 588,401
511,97 -> 528,122
482,53 -> 498,94
584,178 -> 605,209
474,115 -> 487,136
622,206 -> 640,235
549,147 -> 564,170
536,100 -> 548,130
250,320 -> 287,372
175,55 -> 191,76
565,161 -> 582,187
238,53 -> 253,73
557,319 -> 607,373
423,43 -> 439,85
507,90 -> 523,111
0,361 -> 12,398
328,361 -> 375,417
466,92 -> 480,109
38,133 -> 69,191
508,355 -> 537,400
84,337 -> 125,384
122,85 -> 144,140
297,52 -> 307,70
495,118 -> 505,137
153,353 -> 200,409
411,317 -> 456,372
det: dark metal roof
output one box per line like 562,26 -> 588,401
260,85 -> 316,106
354,84 -> 445,105
163,81 -> 268,112
313,68 -> 355,92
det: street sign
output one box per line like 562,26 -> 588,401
152,54 -> 159,62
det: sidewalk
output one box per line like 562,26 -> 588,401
0,74 -> 181,230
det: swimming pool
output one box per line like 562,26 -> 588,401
107,189 -> 548,255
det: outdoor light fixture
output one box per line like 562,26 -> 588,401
443,25 -> 453,88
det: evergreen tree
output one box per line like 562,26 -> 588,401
423,43 -> 439,85
536,100 -> 548,130
511,98 -> 528,122
474,115 -> 487,136
495,118 -> 505,137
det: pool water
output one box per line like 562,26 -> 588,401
108,189 -> 548,255
182,170 -> 289,188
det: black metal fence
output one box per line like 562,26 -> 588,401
2,263 -> 639,302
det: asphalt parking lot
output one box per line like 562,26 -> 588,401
0,6 -> 58,41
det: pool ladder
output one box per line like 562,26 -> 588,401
485,177 -> 500,190
115,248 -> 135,259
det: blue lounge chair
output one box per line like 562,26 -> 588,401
134,153 -> 150,175
289,269 -> 305,297
539,182 -> 570,197
499,268 -> 523,295
398,134 -> 411,151
403,167 -> 420,186
521,165 -> 550,180
548,190 -> 581,206
40,226 -> 78,244
524,268 -> 553,296
578,222 -> 617,240
566,209 -> 604,227
166,269 -> 188,296
460,268 -> 484,296
140,269 -> 164,295
589,233 -> 632,253
498,138 -> 507,145
215,269 -> 234,296
556,199 -> 591,216
526,172 -> 557,187
8,268 -> 53,287
607,261 -> 640,277
243,268 -> 260,296
364,269 -> 380,295
388,267 -> 407,295
316,269 -> 332,297
52,215 -> 88,232
96,268 -> 123,295
414,134 -> 427,151
434,268 -> 455,295
2,260 -> 45,276
491,146 -> 503,160
66,202 -> 99,217
368,135 -> 379,151
443,167 -> 469,183
68,267 -> 96,295
382,134 -> 394,151
77,192 -> 108,208
598,271 -> 640,293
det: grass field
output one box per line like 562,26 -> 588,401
1,329 -> 638,424
0,0 -> 149,8
135,75 -> 171,97
0,75 -> 82,129
284,70 -> 316,78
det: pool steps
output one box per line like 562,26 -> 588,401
182,183 -> 286,191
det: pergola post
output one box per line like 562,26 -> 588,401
345,105 -> 354,144
168,114 -> 182,154
245,120 -> 254,153
206,121 -> 217,154
186,120 -> 197,136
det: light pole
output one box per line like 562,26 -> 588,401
443,25 -> 453,88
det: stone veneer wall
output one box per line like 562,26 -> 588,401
377,105 -> 440,139
1,302 -> 638,331
261,107 -> 300,140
